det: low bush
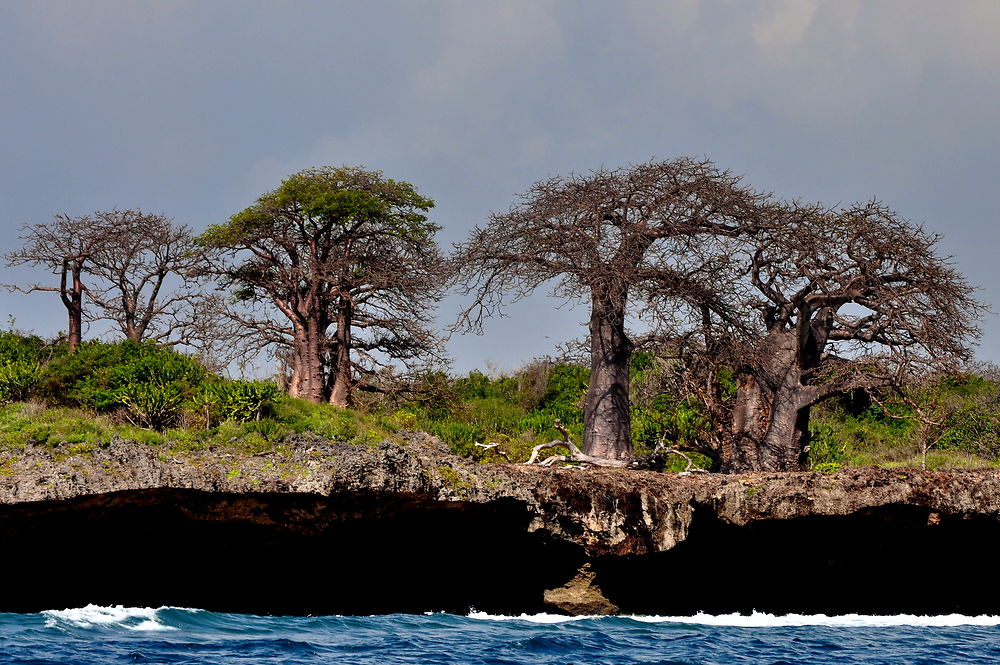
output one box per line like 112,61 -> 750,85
0,330 -> 53,365
0,361 -> 40,404
37,340 -> 207,412
120,382 -> 186,430
193,380 -> 282,426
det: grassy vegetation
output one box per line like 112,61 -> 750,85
0,330 -> 997,472
0,331 -> 399,456
377,355 -> 719,470
807,373 -> 1000,471
0,399 -> 397,456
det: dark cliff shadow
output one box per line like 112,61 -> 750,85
5,489 -> 999,616
595,504 -> 1000,615
0,489 -> 583,616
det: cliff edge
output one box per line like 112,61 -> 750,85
1,434 -> 998,615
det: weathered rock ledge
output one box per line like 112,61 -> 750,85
2,434 -> 999,615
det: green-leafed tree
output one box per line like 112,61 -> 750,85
197,166 -> 447,406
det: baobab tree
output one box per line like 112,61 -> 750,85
454,158 -> 770,463
703,200 -> 984,472
83,209 -> 203,344
4,214 -> 109,352
323,229 -> 449,404
5,210 -> 205,350
197,166 -> 447,406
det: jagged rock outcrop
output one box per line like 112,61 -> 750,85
2,434 -> 1000,615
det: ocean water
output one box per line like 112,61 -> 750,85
3,606 -> 1000,664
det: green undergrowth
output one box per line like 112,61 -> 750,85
0,334 -> 398,456
392,360 -> 1000,472
0,347 -> 721,467
0,397 -> 398,457
381,357 -> 712,467
807,373 -> 1000,471
1,332 -> 997,472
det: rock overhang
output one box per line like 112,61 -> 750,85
2,436 -> 999,615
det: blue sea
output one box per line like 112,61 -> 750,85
3,606 -> 1000,664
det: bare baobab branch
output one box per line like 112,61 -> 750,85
4,214 -> 111,352
455,157 -> 771,463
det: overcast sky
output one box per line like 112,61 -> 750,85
1,0 -> 997,374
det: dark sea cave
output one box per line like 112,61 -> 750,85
1,488 -> 997,616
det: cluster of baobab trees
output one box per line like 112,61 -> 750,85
3,159 -> 983,472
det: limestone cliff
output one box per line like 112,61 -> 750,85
1,434 -> 999,615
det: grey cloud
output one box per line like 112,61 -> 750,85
0,0 -> 995,372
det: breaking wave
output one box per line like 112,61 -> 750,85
41,604 -> 196,631
2,606 -> 997,664
469,610 -> 1000,627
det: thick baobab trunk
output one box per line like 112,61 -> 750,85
288,318 -> 326,403
329,299 -> 353,408
759,398 -> 812,471
582,296 -> 633,461
724,329 -> 811,472
725,373 -> 770,471
59,264 -> 85,353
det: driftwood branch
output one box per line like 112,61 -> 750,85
474,442 -> 512,463
650,440 -> 709,474
523,420 -> 632,468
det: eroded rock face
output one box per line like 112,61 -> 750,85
2,435 -> 1000,614
543,563 -> 620,615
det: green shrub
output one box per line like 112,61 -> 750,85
37,341 -> 207,411
0,361 -> 41,403
193,380 -> 281,425
119,382 -> 185,430
938,404 -> 1000,458
0,331 -> 53,365
536,364 -> 588,424
35,341 -> 136,407
807,423 -> 845,468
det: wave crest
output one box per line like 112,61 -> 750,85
42,604 -> 188,631
469,611 -> 1000,627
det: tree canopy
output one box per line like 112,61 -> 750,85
4,210 -> 199,351
198,166 -> 447,405
454,158 -> 770,461
717,201 -> 982,470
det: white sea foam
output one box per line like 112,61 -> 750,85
468,610 -> 1000,627
467,611 -> 603,624
42,604 -> 185,631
